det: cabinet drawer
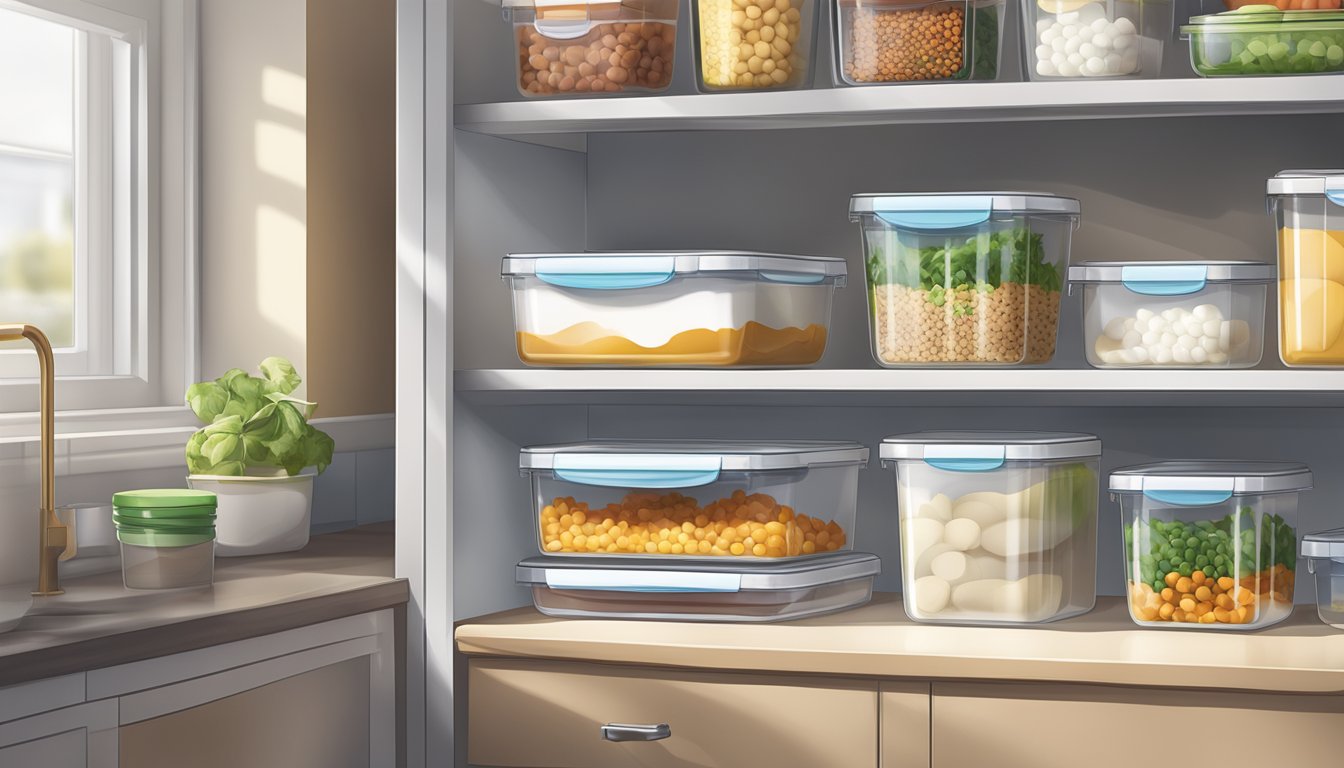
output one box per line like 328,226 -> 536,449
468,658 -> 879,768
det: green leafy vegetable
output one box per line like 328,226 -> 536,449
184,357 -> 334,477
866,226 -> 1062,308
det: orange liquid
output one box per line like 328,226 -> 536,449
517,321 -> 828,366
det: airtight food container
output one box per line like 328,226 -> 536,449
1183,7 -> 1344,77
1268,171 -> 1344,366
1111,461 -> 1310,630
850,193 -> 1079,366
502,251 -> 847,367
1067,261 -> 1272,368
835,0 -> 1006,84
521,441 -> 867,560
1024,0 -> 1171,79
1301,529 -> 1344,629
881,432 -> 1101,625
504,0 -> 679,97
113,489 -> 217,590
518,551 -> 879,621
694,0 -> 818,91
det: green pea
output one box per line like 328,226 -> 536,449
1185,548 -> 1197,562
1158,559 -> 1172,574
1179,562 -> 1193,577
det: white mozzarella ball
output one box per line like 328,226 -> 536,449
1079,42 -> 1099,58
1177,335 -> 1197,350
1092,32 -> 1113,49
1193,304 -> 1218,321
1058,11 -> 1080,24
1170,320 -> 1188,336
1036,60 -> 1058,76
1103,317 -> 1128,341
1134,317 -> 1151,333
1150,314 -> 1170,330
1091,17 -> 1111,33
1141,330 -> 1159,346
1058,61 -> 1080,77
1112,34 -> 1134,51
1113,16 -> 1137,36
1062,24 -> 1080,38
1153,347 -> 1173,365
1116,348 -> 1138,364
1190,346 -> 1208,364
1208,351 -> 1229,365
1052,36 -> 1068,53
1067,52 -> 1085,66
1037,18 -> 1053,34
1036,44 -> 1053,60
1105,52 -> 1125,73
1041,27 -> 1059,44
1052,51 -> 1067,66
1135,308 -> 1154,321
1130,346 -> 1150,363
1160,332 -> 1177,347
1203,319 -> 1221,338
1201,336 -> 1220,354
1065,36 -> 1083,54
1122,330 -> 1142,348
1172,346 -> 1192,364
1078,3 -> 1106,24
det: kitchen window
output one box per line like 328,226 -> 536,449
0,0 -> 196,415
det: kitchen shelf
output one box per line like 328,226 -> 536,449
455,368 -> 1344,407
456,78 -> 1344,141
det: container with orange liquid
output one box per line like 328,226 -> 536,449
1268,170 -> 1344,366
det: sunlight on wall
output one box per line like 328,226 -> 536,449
255,204 -> 307,332
262,66 -> 306,117
256,120 -> 306,189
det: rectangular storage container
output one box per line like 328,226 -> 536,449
1301,529 -> 1344,630
694,0 -> 817,90
502,251 -> 847,367
1067,261 -> 1272,368
518,551 -> 879,621
850,193 -> 1079,366
834,0 -> 1006,84
1024,0 -> 1171,79
521,441 -> 867,561
1110,461 -> 1311,631
1183,8 -> 1344,77
881,432 -> 1101,625
504,0 -> 679,97
1268,170 -> 1344,366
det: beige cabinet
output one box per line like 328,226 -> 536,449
932,682 -> 1344,768
468,658 -> 880,768
881,682 -> 930,768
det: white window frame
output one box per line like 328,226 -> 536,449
0,0 -> 197,422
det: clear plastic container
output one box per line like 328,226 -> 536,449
120,538 -> 215,590
502,251 -> 847,367
114,489 -> 217,590
694,0 -> 817,90
1301,529 -> 1344,629
1023,0 -> 1171,79
1268,170 -> 1344,366
1183,8 -> 1344,77
1110,461 -> 1311,630
503,0 -> 679,97
517,551 -> 879,621
1067,261 -> 1272,368
850,193 -> 1079,366
834,0 -> 1007,84
520,441 -> 867,560
880,432 -> 1101,625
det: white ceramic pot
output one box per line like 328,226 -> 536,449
187,473 -> 314,557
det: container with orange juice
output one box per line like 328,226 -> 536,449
1268,170 -> 1344,366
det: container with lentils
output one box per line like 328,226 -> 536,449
505,0 -> 679,97
849,193 -> 1081,366
694,0 -> 816,90
834,0 -> 1006,84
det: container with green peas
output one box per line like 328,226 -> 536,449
1110,461 -> 1311,631
1182,7 -> 1344,77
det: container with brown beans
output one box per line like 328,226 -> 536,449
694,0 -> 816,90
834,0 -> 1006,84
505,0 -> 678,97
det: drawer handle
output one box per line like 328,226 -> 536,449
601,723 -> 671,742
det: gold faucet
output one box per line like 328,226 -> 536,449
0,324 -> 66,596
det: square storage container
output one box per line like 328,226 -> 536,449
518,551 -> 880,621
1110,461 -> 1310,630
881,432 -> 1101,625
1301,529 -> 1344,629
1183,8 -> 1344,77
502,251 -> 847,367
694,0 -> 818,90
834,0 -> 1006,84
1067,261 -> 1272,368
521,441 -> 867,560
850,193 -> 1079,366
1024,0 -> 1171,79
504,0 -> 679,97
1268,170 -> 1344,366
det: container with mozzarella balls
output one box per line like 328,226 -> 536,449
882,432 -> 1101,626
1068,261 -> 1272,369
695,0 -> 816,90
1023,0 -> 1172,79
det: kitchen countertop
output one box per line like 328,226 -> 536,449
456,593 -> 1344,694
0,523 -> 404,688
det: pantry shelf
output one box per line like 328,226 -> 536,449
455,78 -> 1344,140
455,368 -> 1344,406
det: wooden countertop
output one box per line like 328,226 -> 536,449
0,523 -> 405,688
456,593 -> 1344,694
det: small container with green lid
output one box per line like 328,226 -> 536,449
1183,6 -> 1344,77
114,489 -> 218,590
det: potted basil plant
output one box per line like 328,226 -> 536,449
184,357 -> 335,556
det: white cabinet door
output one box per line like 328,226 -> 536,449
0,700 -> 117,768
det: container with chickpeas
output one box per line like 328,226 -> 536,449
694,0 -> 817,90
834,0 -> 1007,84
850,193 -> 1080,366
520,441 -> 867,561
504,0 -> 679,97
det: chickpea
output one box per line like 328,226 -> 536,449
842,4 -> 967,83
698,0 -> 808,89
515,19 -> 675,96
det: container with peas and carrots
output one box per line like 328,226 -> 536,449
1110,461 -> 1311,631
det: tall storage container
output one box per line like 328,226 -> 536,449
1111,461 -> 1311,630
881,432 -> 1101,625
694,0 -> 817,90
850,193 -> 1079,366
1268,170 -> 1344,366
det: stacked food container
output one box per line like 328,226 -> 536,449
113,490 -> 218,590
1024,0 -> 1170,79
516,441 -> 881,621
